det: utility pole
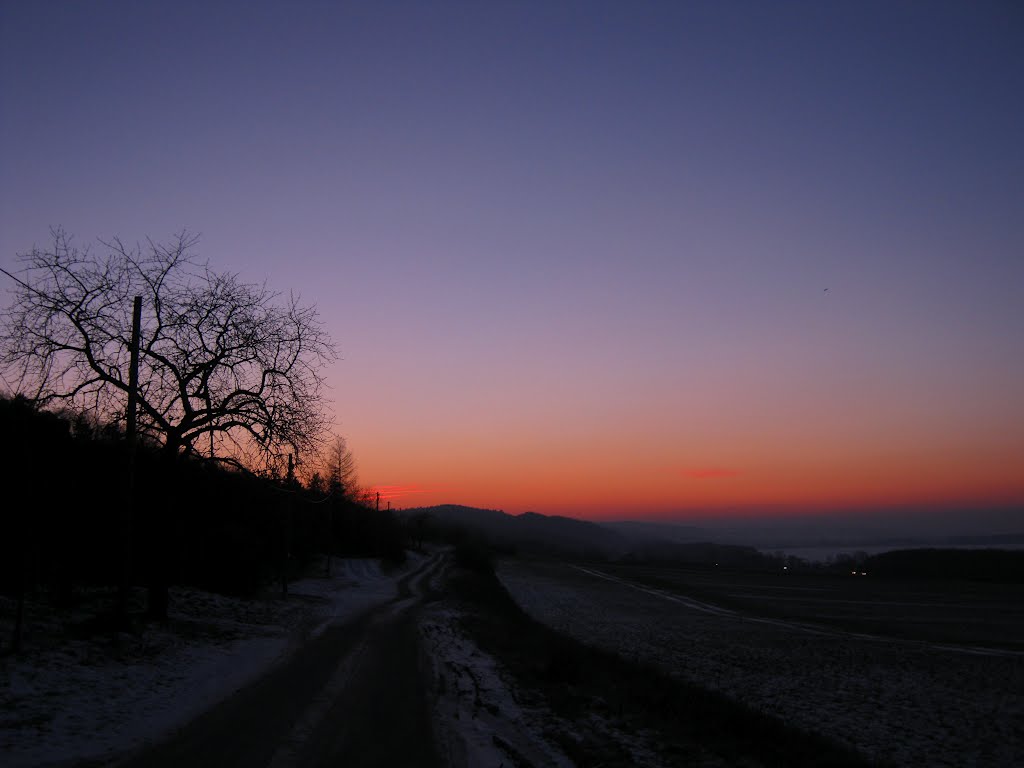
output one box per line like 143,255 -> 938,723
282,453 -> 294,597
118,296 -> 142,625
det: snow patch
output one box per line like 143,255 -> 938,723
0,555 -> 420,768
419,603 -> 573,768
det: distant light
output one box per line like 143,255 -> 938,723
783,566 -> 788,570
851,571 -> 857,575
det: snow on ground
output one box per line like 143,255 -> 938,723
0,554 -> 423,768
419,557 -> 681,768
496,559 -> 1024,768
419,601 -> 575,768
416,555 -> 575,768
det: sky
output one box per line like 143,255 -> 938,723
2,1 -> 1022,524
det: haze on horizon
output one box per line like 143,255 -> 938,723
2,2 -> 1022,528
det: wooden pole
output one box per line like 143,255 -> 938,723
118,296 -> 142,624
126,296 -> 142,448
281,453 -> 294,597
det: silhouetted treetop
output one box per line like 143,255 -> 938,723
0,228 -> 336,474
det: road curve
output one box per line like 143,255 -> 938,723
112,551 -> 448,768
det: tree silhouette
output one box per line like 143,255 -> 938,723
325,434 -> 358,497
0,229 -> 336,473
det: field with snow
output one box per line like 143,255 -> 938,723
4,551 -> 1020,767
0,554 -> 423,768
496,559 -> 1024,768
421,559 -> 691,768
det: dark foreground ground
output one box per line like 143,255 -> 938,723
496,556 -> 1024,767
600,560 -> 1024,649
102,547 -> 885,768
110,552 -> 447,768
450,558 -> 878,768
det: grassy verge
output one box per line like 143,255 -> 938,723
449,560 -> 885,768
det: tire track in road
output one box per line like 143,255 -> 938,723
271,551 -> 449,768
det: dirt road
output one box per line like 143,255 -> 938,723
113,552 -> 448,768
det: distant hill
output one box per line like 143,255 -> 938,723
600,520 -> 708,543
400,505 -> 630,558
597,520 -> 774,565
400,505 -> 783,567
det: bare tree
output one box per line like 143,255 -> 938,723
0,228 -> 336,473
325,434 -> 358,497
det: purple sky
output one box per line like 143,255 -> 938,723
2,1 -> 1022,521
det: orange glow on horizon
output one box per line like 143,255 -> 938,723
366,484 -> 453,502
359,433 -> 1024,519
682,467 -> 741,479
349,356 -> 1024,521
363,465 -> 1023,519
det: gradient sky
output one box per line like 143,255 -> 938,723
2,1 -> 1022,522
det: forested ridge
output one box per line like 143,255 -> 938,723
0,395 -> 406,652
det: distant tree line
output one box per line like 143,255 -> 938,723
400,504 -> 1024,583
855,548 -> 1024,582
0,395 -> 406,648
